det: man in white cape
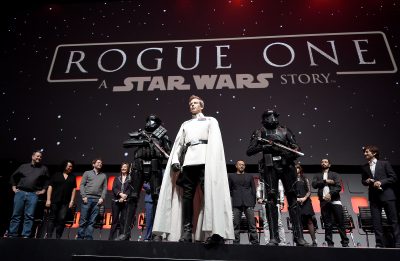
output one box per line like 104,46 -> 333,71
152,95 -> 234,243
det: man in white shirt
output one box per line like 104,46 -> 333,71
361,145 -> 400,248
312,158 -> 349,247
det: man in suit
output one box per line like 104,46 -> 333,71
312,158 -> 349,247
361,145 -> 400,248
228,160 -> 259,245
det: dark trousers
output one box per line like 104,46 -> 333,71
262,162 -> 304,243
119,198 -> 138,239
108,201 -> 127,240
370,200 -> 400,247
179,165 -> 204,228
46,203 -> 68,239
175,165 -> 205,242
180,165 -> 205,200
233,206 -> 259,244
321,203 -> 349,246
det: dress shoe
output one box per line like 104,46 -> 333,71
312,241 -> 318,247
114,234 -> 129,241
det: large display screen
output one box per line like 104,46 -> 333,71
1,0 -> 399,165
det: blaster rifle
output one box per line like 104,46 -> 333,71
140,130 -> 170,159
257,137 -> 305,157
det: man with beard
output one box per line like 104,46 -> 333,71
8,150 -> 49,238
312,158 -> 349,247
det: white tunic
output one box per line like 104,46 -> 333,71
171,114 -> 211,166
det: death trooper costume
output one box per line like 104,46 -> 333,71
117,115 -> 171,241
247,109 -> 308,246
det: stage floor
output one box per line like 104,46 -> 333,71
1,238 -> 399,261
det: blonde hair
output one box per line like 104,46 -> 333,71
188,95 -> 204,108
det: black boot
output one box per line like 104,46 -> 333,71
151,234 -> 162,242
179,223 -> 193,242
204,234 -> 224,248
266,238 -> 280,246
265,201 -> 280,245
179,198 -> 193,242
289,202 -> 309,247
294,237 -> 309,246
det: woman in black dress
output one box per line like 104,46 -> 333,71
46,160 -> 77,239
295,163 -> 317,246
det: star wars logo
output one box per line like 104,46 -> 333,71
47,31 -> 397,91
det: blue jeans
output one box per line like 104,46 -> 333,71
9,191 -> 38,237
77,198 -> 99,240
144,201 -> 154,240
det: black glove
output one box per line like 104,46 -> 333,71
171,163 -> 181,172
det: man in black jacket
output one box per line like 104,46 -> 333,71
228,160 -> 259,245
312,158 -> 349,247
361,145 -> 400,248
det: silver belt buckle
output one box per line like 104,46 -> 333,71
272,156 -> 281,161
190,138 -> 200,146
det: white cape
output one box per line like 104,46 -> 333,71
152,117 -> 234,241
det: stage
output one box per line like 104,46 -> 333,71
1,238 -> 399,261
